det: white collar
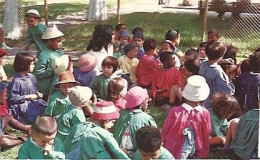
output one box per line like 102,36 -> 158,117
182,103 -> 204,113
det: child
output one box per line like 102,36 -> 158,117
73,54 -> 97,86
0,81 -> 8,116
106,77 -> 126,111
184,48 -> 198,62
136,38 -> 161,88
24,9 -> 47,55
56,86 -> 92,141
113,40 -> 121,58
233,51 -> 260,113
160,40 -> 181,69
17,115 -> 65,159
199,40 -> 235,109
116,30 -> 131,57
198,42 -> 208,62
44,71 -> 79,119
112,86 -> 157,159
114,23 -> 126,41
8,52 -> 47,124
151,51 -> 182,106
164,29 -> 184,58
209,94 -> 241,146
34,24 -> 64,100
0,48 -> 12,82
118,42 -> 139,84
89,56 -> 118,100
207,28 -> 220,42
162,75 -> 211,159
134,126 -> 174,160
132,31 -> 145,59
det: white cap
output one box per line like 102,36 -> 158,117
26,9 -> 40,18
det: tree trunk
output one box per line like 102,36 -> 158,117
3,0 -> 21,39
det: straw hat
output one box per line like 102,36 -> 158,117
51,55 -> 69,75
68,86 -> 92,106
42,24 -> 64,40
125,86 -> 148,109
78,54 -> 98,72
54,71 -> 79,87
92,101 -> 119,120
182,75 -> 210,102
26,9 -> 40,18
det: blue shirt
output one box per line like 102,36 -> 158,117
73,69 -> 97,86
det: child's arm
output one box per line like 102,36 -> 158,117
25,31 -> 33,50
34,55 -> 55,79
44,138 -> 65,159
9,81 -> 37,103
216,71 -> 235,95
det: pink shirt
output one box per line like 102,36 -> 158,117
151,67 -> 182,98
136,54 -> 160,87
162,103 -> 211,159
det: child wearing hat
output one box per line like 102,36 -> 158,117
8,52 -> 47,124
132,31 -> 145,59
17,115 -> 65,159
112,86 -> 157,159
162,75 -> 211,159
0,48 -> 12,82
44,71 -> 79,119
34,24 -> 64,101
24,9 -> 47,55
116,30 -> 130,58
164,29 -> 184,58
118,42 -> 139,85
114,23 -> 127,41
73,54 -> 97,86
134,126 -> 174,160
56,86 -> 93,141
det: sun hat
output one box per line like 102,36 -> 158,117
42,24 -> 64,40
68,86 -> 92,106
78,54 -> 98,72
182,75 -> 210,102
123,42 -> 138,54
0,49 -> 8,57
133,31 -> 144,39
119,30 -> 130,38
26,9 -> 40,18
51,55 -> 69,75
0,82 -> 8,92
165,29 -> 179,40
92,101 -> 119,120
113,40 -> 120,48
54,71 -> 79,87
125,86 -> 148,109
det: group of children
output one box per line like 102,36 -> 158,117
0,9 -> 259,160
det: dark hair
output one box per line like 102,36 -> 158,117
185,48 -> 198,59
185,59 -> 200,75
211,94 -> 241,119
221,64 -> 238,80
205,40 -> 226,61
87,24 -> 114,52
160,51 -> 172,65
13,52 -> 35,72
249,51 -> 260,73
107,77 -> 125,102
199,42 -> 207,48
31,115 -> 57,136
25,13 -> 40,20
115,23 -> 126,32
240,58 -> 251,73
136,126 -> 162,153
165,29 -> 180,41
143,38 -> 157,52
208,29 -> 220,39
101,56 -> 118,73
132,27 -> 143,35
223,44 -> 238,64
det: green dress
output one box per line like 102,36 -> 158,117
17,137 -> 65,159
34,49 -> 63,96
134,147 -> 175,160
210,109 -> 228,137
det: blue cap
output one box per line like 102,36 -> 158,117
0,82 -> 8,92
133,31 -> 144,39
119,30 -> 130,38
124,43 -> 138,54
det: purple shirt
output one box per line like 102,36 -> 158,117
73,69 -> 97,86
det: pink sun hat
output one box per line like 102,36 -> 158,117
125,86 -> 148,109
78,54 -> 98,72
92,101 -> 119,120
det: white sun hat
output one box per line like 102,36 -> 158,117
182,75 -> 210,102
26,9 -> 40,18
51,55 -> 69,75
68,86 -> 92,107
42,24 -> 64,40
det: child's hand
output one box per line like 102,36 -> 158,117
36,92 -> 43,99
43,143 -> 53,155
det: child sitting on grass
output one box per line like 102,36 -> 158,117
134,126 -> 174,160
17,115 -> 65,159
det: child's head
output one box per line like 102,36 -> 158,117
249,51 -> 260,73
160,40 -> 175,52
101,56 -> 118,78
26,9 -> 41,28
0,49 -> 8,66
184,59 -> 200,76
221,64 -> 238,81
78,54 -> 97,72
198,42 -> 207,59
160,51 -> 175,69
13,52 -> 36,73
42,25 -> 64,50
31,115 -> 57,147
207,29 -> 220,42
119,30 -> 130,45
223,44 -> 238,64
0,82 -> 8,105
113,40 -> 120,53
240,58 -> 251,73
212,94 -> 241,119
133,31 -> 144,48
143,38 -> 158,54
115,23 -> 126,33
205,40 -> 226,61
124,43 -> 139,59
92,101 -> 119,130
132,27 -> 144,35
165,29 -> 180,46
136,126 -> 162,160
184,48 -> 198,62
54,71 -> 80,96
68,86 -> 92,108
107,77 -> 125,102
125,86 -> 149,111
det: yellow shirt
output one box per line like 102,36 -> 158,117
118,56 -> 139,84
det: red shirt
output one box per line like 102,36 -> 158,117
0,103 -> 9,116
